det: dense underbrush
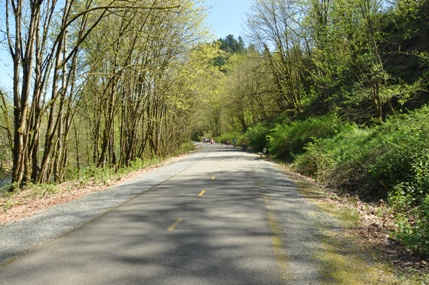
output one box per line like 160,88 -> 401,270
245,107 -> 429,256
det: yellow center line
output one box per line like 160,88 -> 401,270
167,218 -> 183,232
199,190 -> 206,197
211,176 -> 215,180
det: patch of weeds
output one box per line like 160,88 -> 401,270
179,142 -> 195,153
28,183 -> 60,198
398,267 -> 429,284
1,191 -> 19,211
337,206 -> 361,227
2,197 -> 15,211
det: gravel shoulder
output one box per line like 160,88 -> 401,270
252,160 -> 329,284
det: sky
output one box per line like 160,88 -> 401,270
203,0 -> 254,41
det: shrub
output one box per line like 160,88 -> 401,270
292,123 -> 370,188
179,142 -> 195,153
394,194 -> 429,256
215,132 -> 244,147
293,106 -> 429,199
365,119 -> 428,195
389,149 -> 429,256
244,122 -> 270,152
389,149 -> 429,209
268,114 -> 345,161
30,183 -> 60,197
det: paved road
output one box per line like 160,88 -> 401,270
0,144 -> 323,284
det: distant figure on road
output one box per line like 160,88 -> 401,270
226,140 -> 230,147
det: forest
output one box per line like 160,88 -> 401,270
0,0 -> 428,257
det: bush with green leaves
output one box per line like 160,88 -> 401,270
389,148 -> 429,209
394,194 -> 429,256
293,107 -> 429,199
267,114 -> 345,161
215,132 -> 244,147
389,148 -> 429,256
244,122 -> 270,152
365,116 -> 428,196
179,142 -> 195,154
292,122 -> 367,183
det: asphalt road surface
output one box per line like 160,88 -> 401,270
0,143 -> 325,284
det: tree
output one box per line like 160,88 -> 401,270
213,34 -> 246,70
223,49 -> 279,132
245,0 -> 400,122
77,0 -> 208,167
1,0 -> 201,189
246,0 -> 311,114
304,0 -> 400,121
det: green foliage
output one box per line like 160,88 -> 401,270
389,148 -> 429,256
244,122 -> 270,152
1,189 -> 19,211
128,158 -> 152,171
389,149 -> 429,208
66,155 -> 165,186
289,106 -> 429,255
395,195 -> 429,256
30,184 -> 61,197
268,114 -> 344,161
192,130 -> 204,141
218,35 -> 246,54
213,34 -> 246,70
179,142 -> 195,154
293,107 -> 429,198
367,109 -> 429,195
215,131 -> 245,147
292,122 -> 367,182
82,166 -> 117,185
